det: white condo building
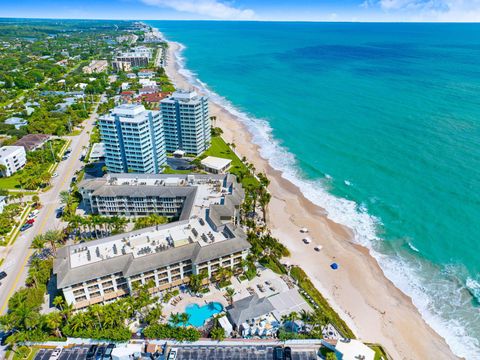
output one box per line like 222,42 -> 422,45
160,90 -> 211,155
99,104 -> 166,174
0,146 -> 26,177
55,173 -> 249,309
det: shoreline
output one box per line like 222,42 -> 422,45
164,40 -> 458,359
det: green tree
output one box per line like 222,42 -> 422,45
32,194 -> 40,205
169,312 -> 181,327
188,271 -> 207,294
326,352 -> 337,360
43,229 -> 63,255
179,312 -> 190,328
210,326 -> 225,341
44,312 -> 63,337
224,287 -> 235,306
31,234 -> 46,255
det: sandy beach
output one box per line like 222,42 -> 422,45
165,41 -> 458,360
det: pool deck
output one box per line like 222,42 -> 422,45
162,267 -> 296,321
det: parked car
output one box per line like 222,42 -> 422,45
26,218 -> 35,225
103,343 -> 115,360
0,331 -> 12,345
56,209 -> 63,219
95,346 -> 105,360
283,347 -> 292,360
49,346 -> 63,360
273,346 -> 284,360
0,271 -> 7,280
28,209 -> 39,219
167,348 -> 178,360
52,172 -> 58,178
86,345 -> 98,360
20,223 -> 33,231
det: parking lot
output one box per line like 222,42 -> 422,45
175,346 -> 317,360
34,345 -> 318,360
35,346 -> 90,360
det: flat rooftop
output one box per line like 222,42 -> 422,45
56,173 -> 247,287
100,104 -> 159,123
68,214 -> 231,269
201,156 -> 232,171
162,89 -> 205,105
0,145 -> 24,157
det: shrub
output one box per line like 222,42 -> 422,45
143,323 -> 200,342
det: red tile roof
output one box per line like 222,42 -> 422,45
139,92 -> 169,103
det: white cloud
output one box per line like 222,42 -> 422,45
363,0 -> 480,21
140,0 -> 256,20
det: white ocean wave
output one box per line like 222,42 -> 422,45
167,37 -> 480,359
466,278 -> 480,303
407,241 -> 420,252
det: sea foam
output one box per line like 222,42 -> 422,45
170,40 -> 480,360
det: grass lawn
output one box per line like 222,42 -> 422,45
200,136 -> 259,189
290,266 -> 355,339
162,166 -> 195,175
12,347 -> 38,360
67,129 -> 82,136
367,344 -> 389,360
0,172 -> 23,189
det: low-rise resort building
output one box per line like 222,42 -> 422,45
54,173 -> 249,309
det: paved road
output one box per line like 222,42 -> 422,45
0,94 -> 104,315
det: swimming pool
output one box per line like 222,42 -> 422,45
181,302 -> 223,327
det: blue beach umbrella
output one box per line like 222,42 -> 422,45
330,262 -> 339,270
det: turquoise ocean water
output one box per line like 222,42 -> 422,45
147,21 -> 480,358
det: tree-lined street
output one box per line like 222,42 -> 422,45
0,95 -> 104,315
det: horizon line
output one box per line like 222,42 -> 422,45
1,16 -> 480,24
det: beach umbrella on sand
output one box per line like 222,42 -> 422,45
303,237 -> 312,244
300,227 -> 308,233
330,262 -> 339,270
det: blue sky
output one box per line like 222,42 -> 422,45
2,0 -> 480,22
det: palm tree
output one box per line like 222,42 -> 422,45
258,173 -> 270,188
61,302 -> 74,321
282,311 -> 298,333
144,305 -> 163,325
43,229 -> 63,255
45,312 -> 63,337
111,215 -> 127,234
214,267 -> 233,284
89,304 -> 104,330
0,164 -> 7,177
59,190 -> 71,205
224,287 -> 235,305
258,187 -> 271,223
210,115 -> 217,127
67,214 -> 83,238
299,309 -> 311,333
53,296 -> 65,311
169,312 -> 181,327
69,313 -> 86,333
179,312 -> 190,327
32,194 -> 40,206
188,272 -> 206,294
31,234 -> 46,255
103,306 -> 118,328
40,171 -> 51,187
